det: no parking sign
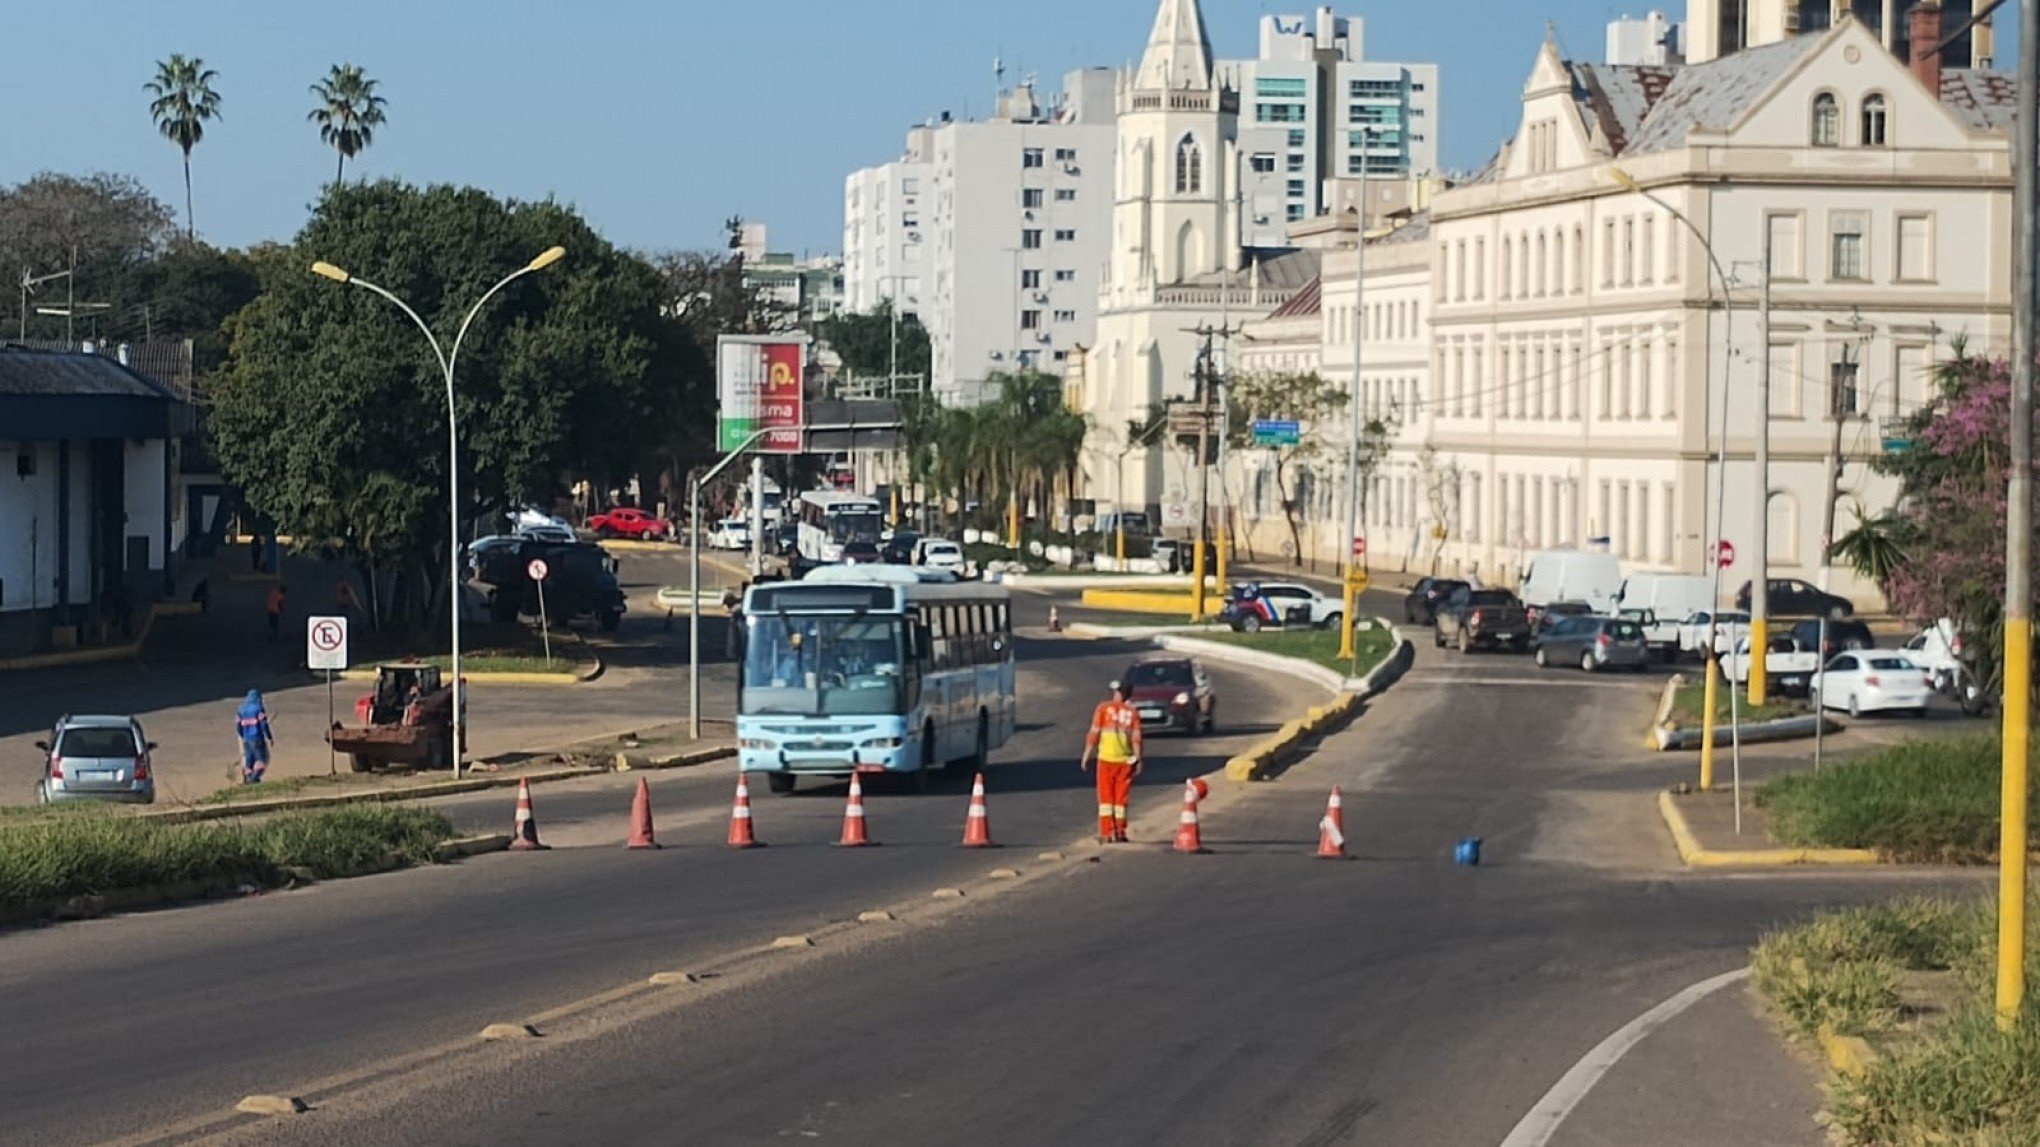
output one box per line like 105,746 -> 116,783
307,616 -> 348,671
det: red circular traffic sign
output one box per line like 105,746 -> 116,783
527,558 -> 550,581
310,619 -> 345,653
1351,536 -> 1368,558
1714,540 -> 1737,570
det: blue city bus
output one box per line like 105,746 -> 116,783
736,566 -> 1016,793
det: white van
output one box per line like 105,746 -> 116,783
1614,573 -> 1716,659
1519,549 -> 1624,613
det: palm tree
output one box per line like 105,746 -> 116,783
145,55 -> 222,239
1830,507 -> 1907,588
308,64 -> 389,184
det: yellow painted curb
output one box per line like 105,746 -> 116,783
599,539 -> 683,553
1224,692 -> 1365,781
1079,587 -> 1203,616
1817,1022 -> 1880,1078
0,600 -> 166,672
1656,790 -> 1880,868
336,657 -> 601,685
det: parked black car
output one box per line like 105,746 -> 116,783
1735,578 -> 1854,619
1434,588 -> 1533,652
1787,617 -> 1875,658
881,530 -> 921,565
1403,577 -> 1469,625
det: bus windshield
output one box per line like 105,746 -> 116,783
741,614 -> 907,716
829,510 -> 883,544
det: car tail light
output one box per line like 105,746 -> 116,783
1597,633 -> 1611,647
1470,609 -> 1485,627
48,754 -> 63,779
134,753 -> 151,781
1865,675 -> 1881,688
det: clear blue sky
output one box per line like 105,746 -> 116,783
0,1 -> 2014,257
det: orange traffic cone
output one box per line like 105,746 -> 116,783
1173,779 -> 1207,854
1315,786 -> 1347,859
961,773 -> 995,847
726,777 -> 762,849
509,778 -> 548,851
626,776 -> 660,850
837,774 -> 874,847
1048,604 -> 1062,632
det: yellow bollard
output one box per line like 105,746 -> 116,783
1337,582 -> 1358,661
1006,494 -> 1020,550
1191,541 -> 1208,622
1215,526 -> 1228,590
1747,616 -> 1769,706
1996,618 -> 2030,1030
1700,653 -> 1720,791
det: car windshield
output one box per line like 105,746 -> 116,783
926,544 -> 959,557
1608,621 -> 1642,640
1868,657 -> 1916,671
1467,590 -> 1516,606
829,510 -> 883,544
57,726 -> 138,757
1126,662 -> 1193,688
740,615 -> 907,717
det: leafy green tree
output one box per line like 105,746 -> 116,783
210,181 -> 703,629
1227,371 -> 1354,564
145,56 -> 222,239
308,65 -> 389,185
817,302 -> 931,383
0,172 -> 177,337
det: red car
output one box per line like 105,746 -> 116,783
588,507 -> 670,540
1122,656 -> 1216,735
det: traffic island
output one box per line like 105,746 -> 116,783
1649,674 -> 1834,751
1751,898 -> 2040,1144
0,805 -> 468,927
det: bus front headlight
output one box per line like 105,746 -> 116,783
739,738 -> 776,751
861,737 -> 904,750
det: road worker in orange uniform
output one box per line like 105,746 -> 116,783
1080,680 -> 1144,842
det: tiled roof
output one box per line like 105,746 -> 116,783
1941,68 -> 2017,131
1183,247 -> 1322,292
0,347 -> 185,401
1618,36 -> 1821,155
1267,276 -> 1321,318
1372,212 -> 1432,246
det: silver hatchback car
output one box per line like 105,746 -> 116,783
36,715 -> 157,805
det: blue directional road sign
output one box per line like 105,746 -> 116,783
1252,419 -> 1301,447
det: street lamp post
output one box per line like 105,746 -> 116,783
1339,132 -> 1374,662
311,246 -> 567,780
1609,168 -> 1735,792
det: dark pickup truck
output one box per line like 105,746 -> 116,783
1434,587 -> 1533,653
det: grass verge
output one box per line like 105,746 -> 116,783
1753,897 -> 2040,1145
0,805 -> 455,912
1664,678 -> 1807,730
1199,625 -> 1396,678
1756,733 -> 2036,862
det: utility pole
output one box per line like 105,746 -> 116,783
1997,0 -> 2036,1035
1340,139 -> 1374,662
1748,231 -> 1774,705
1193,330 -> 1215,621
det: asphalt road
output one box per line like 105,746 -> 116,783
1,587 -> 1988,1147
0,625 -> 1298,1147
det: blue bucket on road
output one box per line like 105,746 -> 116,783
1454,838 -> 1483,867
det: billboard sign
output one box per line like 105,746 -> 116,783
717,336 -> 806,454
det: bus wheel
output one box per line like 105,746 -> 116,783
766,772 -> 797,795
966,712 -> 989,770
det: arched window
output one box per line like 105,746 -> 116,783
1535,232 -> 1548,297
1812,93 -> 1840,147
1861,93 -> 1888,147
1500,237 -> 1513,299
1174,135 -> 1202,194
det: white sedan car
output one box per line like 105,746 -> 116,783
1676,611 -> 1748,660
1256,582 -> 1343,629
705,518 -> 752,550
1812,651 -> 1933,718
917,538 -> 966,573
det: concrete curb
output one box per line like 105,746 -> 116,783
1656,790 -> 1879,868
434,833 -> 514,860
1221,693 -> 1368,781
1646,675 -> 1684,749
0,598 -> 171,672
1816,1022 -> 1880,1078
1153,634 -> 1347,692
1061,622 -> 1221,641
1080,587 -> 1205,616
596,539 -> 682,553
1004,573 -> 1215,589
1652,712 -> 1835,751
612,746 -> 732,772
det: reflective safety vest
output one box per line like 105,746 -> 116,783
1087,700 -> 1143,764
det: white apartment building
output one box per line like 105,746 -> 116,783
1213,16 -> 2014,611
1232,9 -> 1441,248
735,224 -> 843,326
1607,11 -> 1685,65
844,71 -> 1116,404
842,128 -> 933,319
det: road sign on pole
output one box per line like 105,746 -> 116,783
307,616 -> 348,778
307,616 -> 348,671
1714,540 -> 1737,570
529,560 -> 553,666
1351,535 -> 1368,559
1251,419 -> 1301,447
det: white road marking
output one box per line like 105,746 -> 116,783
1497,966 -> 1751,1147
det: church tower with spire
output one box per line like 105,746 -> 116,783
1105,0 -> 1241,303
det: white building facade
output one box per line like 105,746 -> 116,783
1220,18 -> 2013,612
845,72 -> 1116,404
1232,8 -> 1441,248
1606,11 -> 1684,65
